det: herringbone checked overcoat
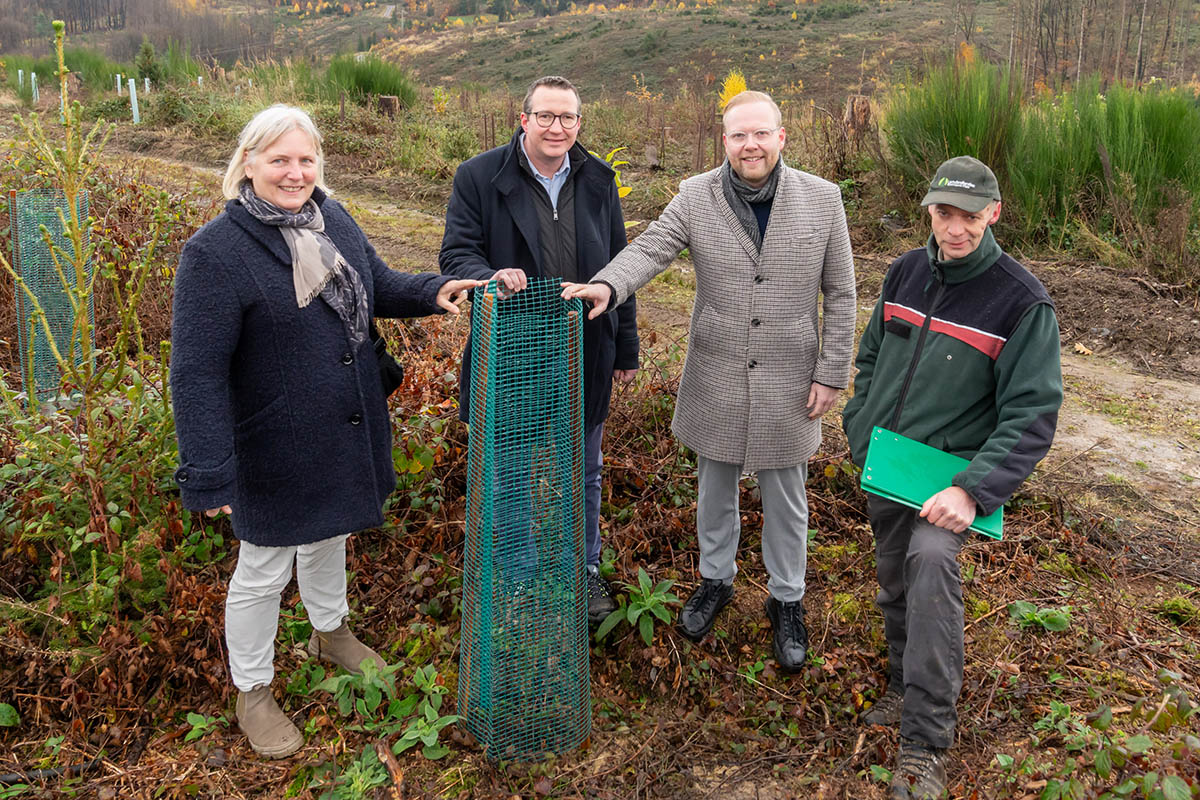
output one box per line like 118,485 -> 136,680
595,165 -> 856,470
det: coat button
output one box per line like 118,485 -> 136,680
754,275 -> 764,284
341,353 -> 354,365
349,413 -> 362,425
176,469 -> 188,482
748,360 -> 757,369
751,318 -> 761,327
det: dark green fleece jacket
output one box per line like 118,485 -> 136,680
842,228 -> 1062,516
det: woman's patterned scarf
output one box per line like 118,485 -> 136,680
238,181 -> 368,348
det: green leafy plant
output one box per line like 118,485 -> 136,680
597,546 -> 619,580
0,702 -> 19,727
312,659 -> 405,720
1156,596 -> 1200,627
740,659 -> 766,686
410,664 -> 449,712
595,567 -> 681,645
183,712 -> 225,743
1008,600 -> 1072,632
311,744 -> 391,800
995,673 -> 1199,800
0,22 -> 182,647
285,659 -> 327,697
311,660 -> 459,762
392,701 -> 458,760
174,513 -> 226,566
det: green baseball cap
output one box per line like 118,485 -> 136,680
920,155 -> 1001,213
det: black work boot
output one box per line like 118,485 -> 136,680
586,568 -> 617,624
891,736 -> 948,799
863,686 -> 905,728
764,596 -> 809,673
677,578 -> 734,642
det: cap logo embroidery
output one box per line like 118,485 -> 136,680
937,177 -> 976,189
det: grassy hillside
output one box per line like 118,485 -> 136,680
373,1 -> 1003,107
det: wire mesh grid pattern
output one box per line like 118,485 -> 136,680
9,189 -> 92,401
458,277 -> 590,761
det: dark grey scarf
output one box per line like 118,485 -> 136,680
721,157 -> 783,252
238,181 -> 369,349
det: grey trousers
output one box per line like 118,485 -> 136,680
696,455 -> 809,603
869,495 -> 967,750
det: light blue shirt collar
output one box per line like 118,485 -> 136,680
519,132 -> 571,210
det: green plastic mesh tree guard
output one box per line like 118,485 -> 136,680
8,189 -> 92,401
458,277 -> 590,761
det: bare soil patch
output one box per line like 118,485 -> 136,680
1035,259 -> 1200,381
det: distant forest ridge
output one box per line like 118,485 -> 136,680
0,0 -> 277,61
1,0 -> 1197,89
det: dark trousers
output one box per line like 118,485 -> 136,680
496,420 -> 605,583
583,421 -> 604,568
869,495 -> 966,750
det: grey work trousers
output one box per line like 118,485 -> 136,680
869,494 -> 967,750
697,455 -> 809,603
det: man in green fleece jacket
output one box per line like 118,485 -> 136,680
842,156 -> 1062,800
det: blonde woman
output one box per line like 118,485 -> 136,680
170,104 -> 480,757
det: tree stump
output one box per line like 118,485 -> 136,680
842,94 -> 872,141
643,144 -> 660,169
378,95 -> 400,119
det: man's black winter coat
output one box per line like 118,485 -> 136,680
439,130 -> 639,428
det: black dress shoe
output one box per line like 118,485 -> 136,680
765,596 -> 808,673
677,578 -> 734,642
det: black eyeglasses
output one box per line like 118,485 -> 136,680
529,110 -> 581,129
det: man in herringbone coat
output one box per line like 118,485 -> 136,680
563,90 -> 856,672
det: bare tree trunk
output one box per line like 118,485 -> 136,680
1178,1 -> 1193,81
1134,0 -> 1148,84
1159,0 -> 1177,61
1114,0 -> 1129,80
1098,0 -> 1116,82
1008,0 -> 1018,70
1077,2 -> 1088,80
1024,0 -> 1038,89
956,0 -> 979,43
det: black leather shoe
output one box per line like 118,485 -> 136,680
677,578 -> 734,642
765,596 -> 808,673
586,570 -> 617,624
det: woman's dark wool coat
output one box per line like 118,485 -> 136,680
170,188 -> 451,547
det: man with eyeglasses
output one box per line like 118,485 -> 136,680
562,90 -> 855,673
441,75 -> 639,625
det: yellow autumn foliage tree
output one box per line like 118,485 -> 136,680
718,69 -> 746,109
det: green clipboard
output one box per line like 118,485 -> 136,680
861,426 -> 1003,540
